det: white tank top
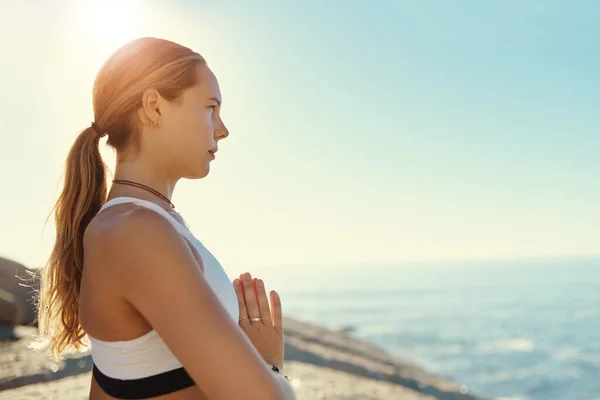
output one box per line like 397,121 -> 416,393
88,196 -> 240,380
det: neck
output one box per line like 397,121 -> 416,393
109,159 -> 178,207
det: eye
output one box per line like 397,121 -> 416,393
209,105 -> 218,112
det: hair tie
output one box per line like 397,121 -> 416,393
91,122 -> 107,138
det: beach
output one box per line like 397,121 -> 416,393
0,318 -> 484,399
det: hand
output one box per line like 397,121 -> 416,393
233,272 -> 284,371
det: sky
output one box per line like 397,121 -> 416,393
0,0 -> 598,274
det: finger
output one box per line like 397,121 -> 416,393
252,278 -> 259,301
254,278 -> 272,326
232,278 -> 248,323
242,273 -> 261,322
270,290 -> 283,332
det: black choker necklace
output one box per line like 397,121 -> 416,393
112,179 -> 175,209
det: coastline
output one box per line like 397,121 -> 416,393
0,317 -> 487,399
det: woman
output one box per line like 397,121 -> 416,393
37,37 -> 296,399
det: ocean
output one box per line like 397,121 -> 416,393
255,258 -> 600,400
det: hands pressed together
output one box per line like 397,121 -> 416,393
233,272 -> 285,371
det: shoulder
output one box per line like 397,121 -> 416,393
87,205 -> 177,248
85,205 -> 197,276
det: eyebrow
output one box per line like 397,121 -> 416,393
208,97 -> 222,106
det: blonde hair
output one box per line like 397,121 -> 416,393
37,37 -> 205,360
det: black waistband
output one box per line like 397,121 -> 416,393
93,363 -> 195,399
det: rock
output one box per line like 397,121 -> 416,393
0,288 -> 20,326
0,257 -> 39,326
0,323 -> 16,340
338,324 -> 356,335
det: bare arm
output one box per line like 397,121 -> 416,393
106,209 -> 295,399
89,375 -> 103,399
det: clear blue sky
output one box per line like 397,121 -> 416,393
1,0 -> 598,272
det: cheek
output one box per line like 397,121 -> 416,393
193,108 -> 214,132
193,114 -> 215,144
177,109 -> 212,140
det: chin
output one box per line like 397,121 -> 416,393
184,165 -> 210,180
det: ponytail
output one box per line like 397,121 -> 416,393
37,127 -> 107,359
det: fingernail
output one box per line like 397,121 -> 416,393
274,292 -> 279,299
244,273 -> 251,281
257,279 -> 263,288
233,279 -> 240,286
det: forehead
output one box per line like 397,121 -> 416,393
190,64 -> 221,100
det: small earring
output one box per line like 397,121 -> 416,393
152,120 -> 162,127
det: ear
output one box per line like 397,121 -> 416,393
138,88 -> 162,126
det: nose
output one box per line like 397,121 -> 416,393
215,119 -> 229,141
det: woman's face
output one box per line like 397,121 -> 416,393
144,64 -> 229,180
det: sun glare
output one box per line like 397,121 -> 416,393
70,0 -> 146,53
